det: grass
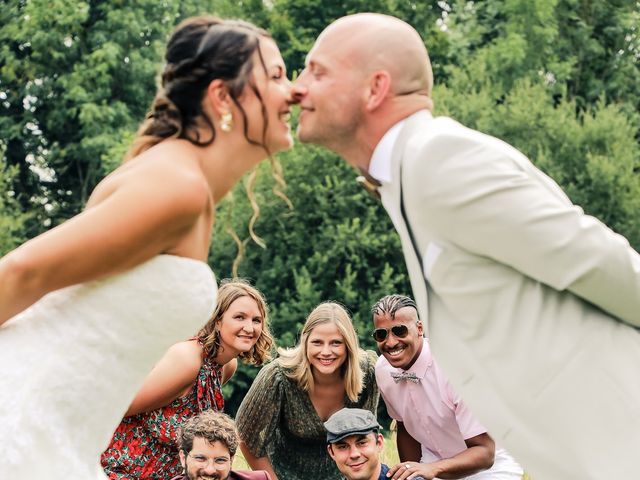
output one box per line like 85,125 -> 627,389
232,451 -> 250,470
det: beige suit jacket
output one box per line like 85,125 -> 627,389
377,111 -> 640,479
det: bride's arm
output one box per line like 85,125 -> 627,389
0,162 -> 209,326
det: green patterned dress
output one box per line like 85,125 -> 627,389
236,350 -> 379,480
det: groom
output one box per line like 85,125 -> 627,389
291,12 -> 640,480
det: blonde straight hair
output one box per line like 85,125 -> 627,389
277,302 -> 364,401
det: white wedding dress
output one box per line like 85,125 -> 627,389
0,255 -> 217,479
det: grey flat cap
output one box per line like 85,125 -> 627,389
324,408 -> 381,443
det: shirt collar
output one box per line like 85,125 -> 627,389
368,120 -> 405,184
413,338 -> 433,378
378,464 -> 390,480
368,110 -> 432,184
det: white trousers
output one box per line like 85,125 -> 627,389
421,446 -> 524,479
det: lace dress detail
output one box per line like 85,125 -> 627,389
101,339 -> 225,479
0,256 -> 217,479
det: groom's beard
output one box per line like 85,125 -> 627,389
297,99 -> 363,152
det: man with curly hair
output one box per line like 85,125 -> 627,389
172,410 -> 270,480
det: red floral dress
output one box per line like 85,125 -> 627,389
101,340 -> 224,479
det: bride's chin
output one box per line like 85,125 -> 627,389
269,135 -> 294,154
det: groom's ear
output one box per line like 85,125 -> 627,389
205,79 -> 233,116
365,70 -> 392,111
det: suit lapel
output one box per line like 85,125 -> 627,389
383,112 -> 431,331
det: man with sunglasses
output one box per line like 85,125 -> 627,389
172,410 -> 270,480
372,295 -> 522,479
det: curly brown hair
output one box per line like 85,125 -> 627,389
197,278 -> 273,365
178,410 -> 239,456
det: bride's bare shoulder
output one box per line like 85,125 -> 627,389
89,140 -> 210,210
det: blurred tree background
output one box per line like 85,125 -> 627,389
1,0 -> 639,417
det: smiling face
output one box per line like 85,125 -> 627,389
306,321 -> 348,377
217,295 -> 263,355
239,36 -> 293,154
372,306 -> 423,370
180,437 -> 232,480
328,433 -> 383,480
292,28 -> 367,152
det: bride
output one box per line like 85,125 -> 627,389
0,16 -> 292,478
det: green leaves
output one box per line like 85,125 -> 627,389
0,158 -> 30,255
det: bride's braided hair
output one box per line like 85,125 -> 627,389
126,16 -> 269,158
126,17 -> 291,272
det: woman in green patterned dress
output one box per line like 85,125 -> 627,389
236,302 -> 379,480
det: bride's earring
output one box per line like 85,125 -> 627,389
220,112 -> 233,132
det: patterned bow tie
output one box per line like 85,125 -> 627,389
356,170 -> 381,200
390,371 -> 420,384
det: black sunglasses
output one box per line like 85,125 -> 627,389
371,324 -> 409,342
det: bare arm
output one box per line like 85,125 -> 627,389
125,340 -> 203,417
389,432 -> 495,480
396,421 -> 422,462
240,442 -> 278,480
0,162 -> 209,326
235,363 -> 284,479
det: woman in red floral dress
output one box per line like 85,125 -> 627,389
101,279 -> 273,479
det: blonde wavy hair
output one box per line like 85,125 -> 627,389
277,302 -> 364,402
197,279 -> 273,365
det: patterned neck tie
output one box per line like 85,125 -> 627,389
390,371 -> 420,384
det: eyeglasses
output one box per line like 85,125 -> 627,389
371,324 -> 409,342
188,453 -> 230,468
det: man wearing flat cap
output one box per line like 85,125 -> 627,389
324,408 -> 391,480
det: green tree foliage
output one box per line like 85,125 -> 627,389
0,154 -> 30,255
555,0 -> 640,110
0,0 -> 243,235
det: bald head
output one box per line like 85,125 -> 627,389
293,13 -> 434,167
316,13 -> 433,98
